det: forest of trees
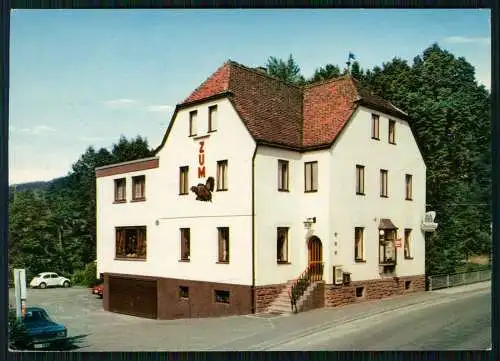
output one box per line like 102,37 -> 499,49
8,43 -> 491,282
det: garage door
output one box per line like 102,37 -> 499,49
109,276 -> 158,319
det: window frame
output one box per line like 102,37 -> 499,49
179,286 -> 189,299
371,114 -> 380,140
278,160 -> 289,192
179,166 -> 189,195
304,161 -> 318,193
404,228 -> 413,259
379,229 -> 397,265
217,227 -> 230,263
115,226 -> 147,260
208,105 -> 218,132
131,175 -> 146,201
405,174 -> 413,201
388,119 -> 396,144
356,165 -> 365,195
214,289 -> 230,304
277,227 -> 290,264
354,227 -> 365,262
189,110 -> 197,137
180,228 -> 190,262
114,178 -> 126,203
216,160 -> 228,191
380,169 -> 389,198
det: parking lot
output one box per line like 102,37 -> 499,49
8,286 -> 278,351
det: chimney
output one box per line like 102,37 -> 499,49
254,67 -> 267,74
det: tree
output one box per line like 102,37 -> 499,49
265,54 -> 305,84
309,64 -> 341,83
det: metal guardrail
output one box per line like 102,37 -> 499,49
428,268 -> 491,291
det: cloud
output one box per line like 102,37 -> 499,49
18,125 -> 58,135
444,36 -> 490,45
102,98 -> 138,108
146,104 -> 175,113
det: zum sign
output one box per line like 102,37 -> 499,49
198,141 -> 206,178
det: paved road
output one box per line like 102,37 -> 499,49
9,282 -> 490,351
268,289 -> 491,350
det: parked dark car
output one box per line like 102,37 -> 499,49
22,307 -> 67,349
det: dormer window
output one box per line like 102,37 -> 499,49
208,105 -> 217,132
189,110 -> 197,137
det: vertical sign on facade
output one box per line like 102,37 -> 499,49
198,141 -> 206,178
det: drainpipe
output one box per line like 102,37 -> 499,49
251,146 -> 257,314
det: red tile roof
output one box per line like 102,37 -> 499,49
180,61 -> 407,150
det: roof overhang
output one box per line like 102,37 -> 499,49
379,218 -> 398,230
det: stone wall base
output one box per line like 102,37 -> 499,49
300,281 -> 325,312
325,275 -> 425,308
255,283 -> 287,313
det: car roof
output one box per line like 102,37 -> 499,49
38,272 -> 56,275
26,307 -> 46,312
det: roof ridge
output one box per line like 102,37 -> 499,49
227,60 -> 303,90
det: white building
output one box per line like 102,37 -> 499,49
95,61 -> 437,319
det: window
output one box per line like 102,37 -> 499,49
218,227 -> 230,263
277,227 -> 289,263
179,166 -> 189,195
180,228 -> 190,261
405,174 -> 413,200
179,286 -> 189,299
304,161 -> 318,192
114,178 -> 126,202
371,114 -> 380,139
380,169 -> 388,197
208,105 -> 217,132
405,281 -> 412,290
214,290 -> 230,304
404,229 -> 413,259
132,175 -> 145,201
354,227 -> 364,261
189,110 -> 197,136
379,229 -> 396,265
50,274 -> 58,278
278,160 -> 289,191
388,120 -> 396,144
356,286 -> 365,298
217,160 -> 228,191
115,226 -> 147,259
356,165 -> 365,195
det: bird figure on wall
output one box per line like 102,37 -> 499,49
191,177 -> 215,202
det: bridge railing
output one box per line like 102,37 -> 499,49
427,268 -> 491,291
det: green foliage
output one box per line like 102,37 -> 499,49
8,309 -> 31,350
309,64 -> 342,83
9,135 -> 153,279
72,261 -> 100,287
265,54 -> 306,84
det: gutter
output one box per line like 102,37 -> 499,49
251,145 -> 257,314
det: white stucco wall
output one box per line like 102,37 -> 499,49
97,98 -> 256,285
254,146 -> 332,286
329,106 -> 426,282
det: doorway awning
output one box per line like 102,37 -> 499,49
379,218 -> 398,230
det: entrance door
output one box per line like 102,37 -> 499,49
308,236 -> 323,281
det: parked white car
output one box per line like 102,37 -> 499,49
29,272 -> 71,289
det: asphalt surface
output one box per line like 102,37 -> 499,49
8,282 -> 491,351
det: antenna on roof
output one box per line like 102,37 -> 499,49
345,52 -> 356,74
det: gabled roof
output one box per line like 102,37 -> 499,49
175,60 -> 408,151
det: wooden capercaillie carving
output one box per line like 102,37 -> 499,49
191,176 -> 215,202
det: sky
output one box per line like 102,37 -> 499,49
8,9 -> 491,184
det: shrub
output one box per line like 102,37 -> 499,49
72,261 -> 100,287
8,309 -> 31,350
